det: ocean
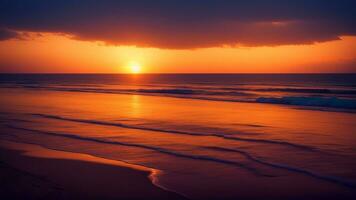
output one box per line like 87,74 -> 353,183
1,74 -> 356,199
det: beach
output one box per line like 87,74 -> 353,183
0,74 -> 356,199
0,140 -> 184,199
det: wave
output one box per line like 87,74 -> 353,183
6,125 -> 262,176
222,87 -> 356,95
5,125 -> 356,189
205,146 -> 356,188
3,84 -> 356,111
257,96 -> 356,109
20,85 -> 251,97
0,84 -> 252,103
32,113 -> 316,151
5,81 -> 356,95
136,88 -> 196,95
263,88 -> 356,95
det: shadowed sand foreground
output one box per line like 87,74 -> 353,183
0,140 -> 185,200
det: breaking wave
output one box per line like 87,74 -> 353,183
257,96 -> 356,109
2,82 -> 356,111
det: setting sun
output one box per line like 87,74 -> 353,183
129,62 -> 141,74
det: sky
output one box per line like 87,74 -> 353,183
0,0 -> 355,73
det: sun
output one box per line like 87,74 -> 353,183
129,62 -> 141,74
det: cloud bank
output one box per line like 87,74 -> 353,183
0,0 -> 355,48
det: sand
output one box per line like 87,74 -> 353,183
0,140 -> 186,200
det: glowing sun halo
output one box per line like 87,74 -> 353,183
129,62 -> 141,74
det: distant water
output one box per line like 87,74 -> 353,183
1,74 -> 356,199
1,74 -> 356,111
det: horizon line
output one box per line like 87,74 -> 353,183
0,72 -> 356,75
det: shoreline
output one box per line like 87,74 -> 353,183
0,140 -> 186,200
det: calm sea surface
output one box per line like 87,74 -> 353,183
1,74 -> 356,199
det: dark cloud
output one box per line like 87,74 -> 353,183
0,28 -> 19,41
0,0 -> 355,48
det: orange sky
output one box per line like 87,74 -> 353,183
0,33 -> 355,73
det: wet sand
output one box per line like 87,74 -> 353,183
0,140 -> 185,200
